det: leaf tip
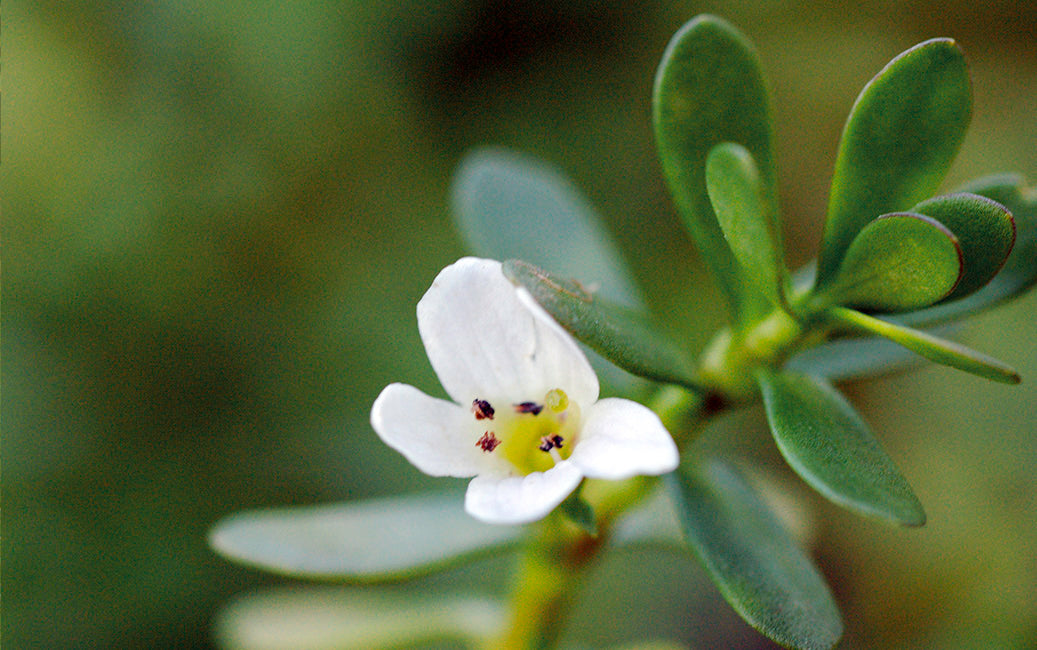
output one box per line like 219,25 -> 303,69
1001,368 -> 1023,385
899,502 -> 927,528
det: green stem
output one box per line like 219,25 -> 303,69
486,274 -> 1012,647
488,304 -> 828,649
486,515 -> 601,649
696,307 -> 811,402
485,386 -> 706,650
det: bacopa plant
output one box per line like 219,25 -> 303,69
209,15 -> 1036,650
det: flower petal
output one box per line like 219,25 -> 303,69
464,462 -> 583,525
371,383 -> 505,477
570,398 -> 679,480
417,257 -> 598,407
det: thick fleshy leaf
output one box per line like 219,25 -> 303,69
503,260 -> 702,391
896,174 -> 1037,326
958,175 -> 1037,300
757,370 -> 926,526
611,490 -> 685,550
787,334 -> 922,381
451,147 -> 643,307
912,192 -> 1015,300
824,212 -> 962,312
791,184 -> 1025,376
827,306 -> 1020,384
209,493 -> 522,581
653,14 -> 778,321
418,257 -> 599,408
706,142 -> 787,308
215,586 -> 504,650
614,470 -> 817,553
559,491 -> 598,536
816,38 -> 971,287
668,460 -> 842,650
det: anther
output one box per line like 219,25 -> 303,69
538,435 -> 564,452
476,431 -> 501,452
472,399 -> 495,420
514,402 -> 544,416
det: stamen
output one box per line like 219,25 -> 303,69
472,399 -> 495,420
476,431 -> 501,452
538,435 -> 564,452
514,402 -> 544,416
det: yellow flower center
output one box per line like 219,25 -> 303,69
472,389 -> 580,475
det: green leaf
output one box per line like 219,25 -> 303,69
827,306 -> 1020,384
912,192 -> 1015,300
559,491 -> 598,537
794,180 -> 1030,379
215,586 -> 504,650
950,174 -> 1037,305
816,38 -> 971,287
787,334 -> 923,381
823,212 -> 962,312
959,172 -> 1029,207
611,490 -> 685,550
451,147 -> 650,395
653,15 -> 778,321
451,146 -> 643,307
706,142 -> 787,309
209,492 -> 522,582
757,370 -> 926,526
896,174 -> 1037,327
668,460 -> 842,650
503,259 -> 704,392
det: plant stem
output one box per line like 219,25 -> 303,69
485,386 -> 707,649
488,303 -> 825,648
486,515 -> 601,649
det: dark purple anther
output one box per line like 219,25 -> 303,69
472,399 -> 495,420
476,431 -> 501,452
514,402 -> 544,416
538,435 -> 564,452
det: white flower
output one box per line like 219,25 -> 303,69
370,257 -> 680,525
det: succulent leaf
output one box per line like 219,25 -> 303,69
209,493 -> 521,582
757,370 -> 926,526
823,213 -> 962,312
895,174 -> 1037,326
668,460 -> 843,650
451,147 -> 643,307
706,142 -> 787,310
653,15 -> 779,323
816,39 -> 971,287
504,260 -> 703,391
912,192 -> 1015,300
827,306 -> 1020,384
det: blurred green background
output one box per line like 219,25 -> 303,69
5,1 -> 1036,648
